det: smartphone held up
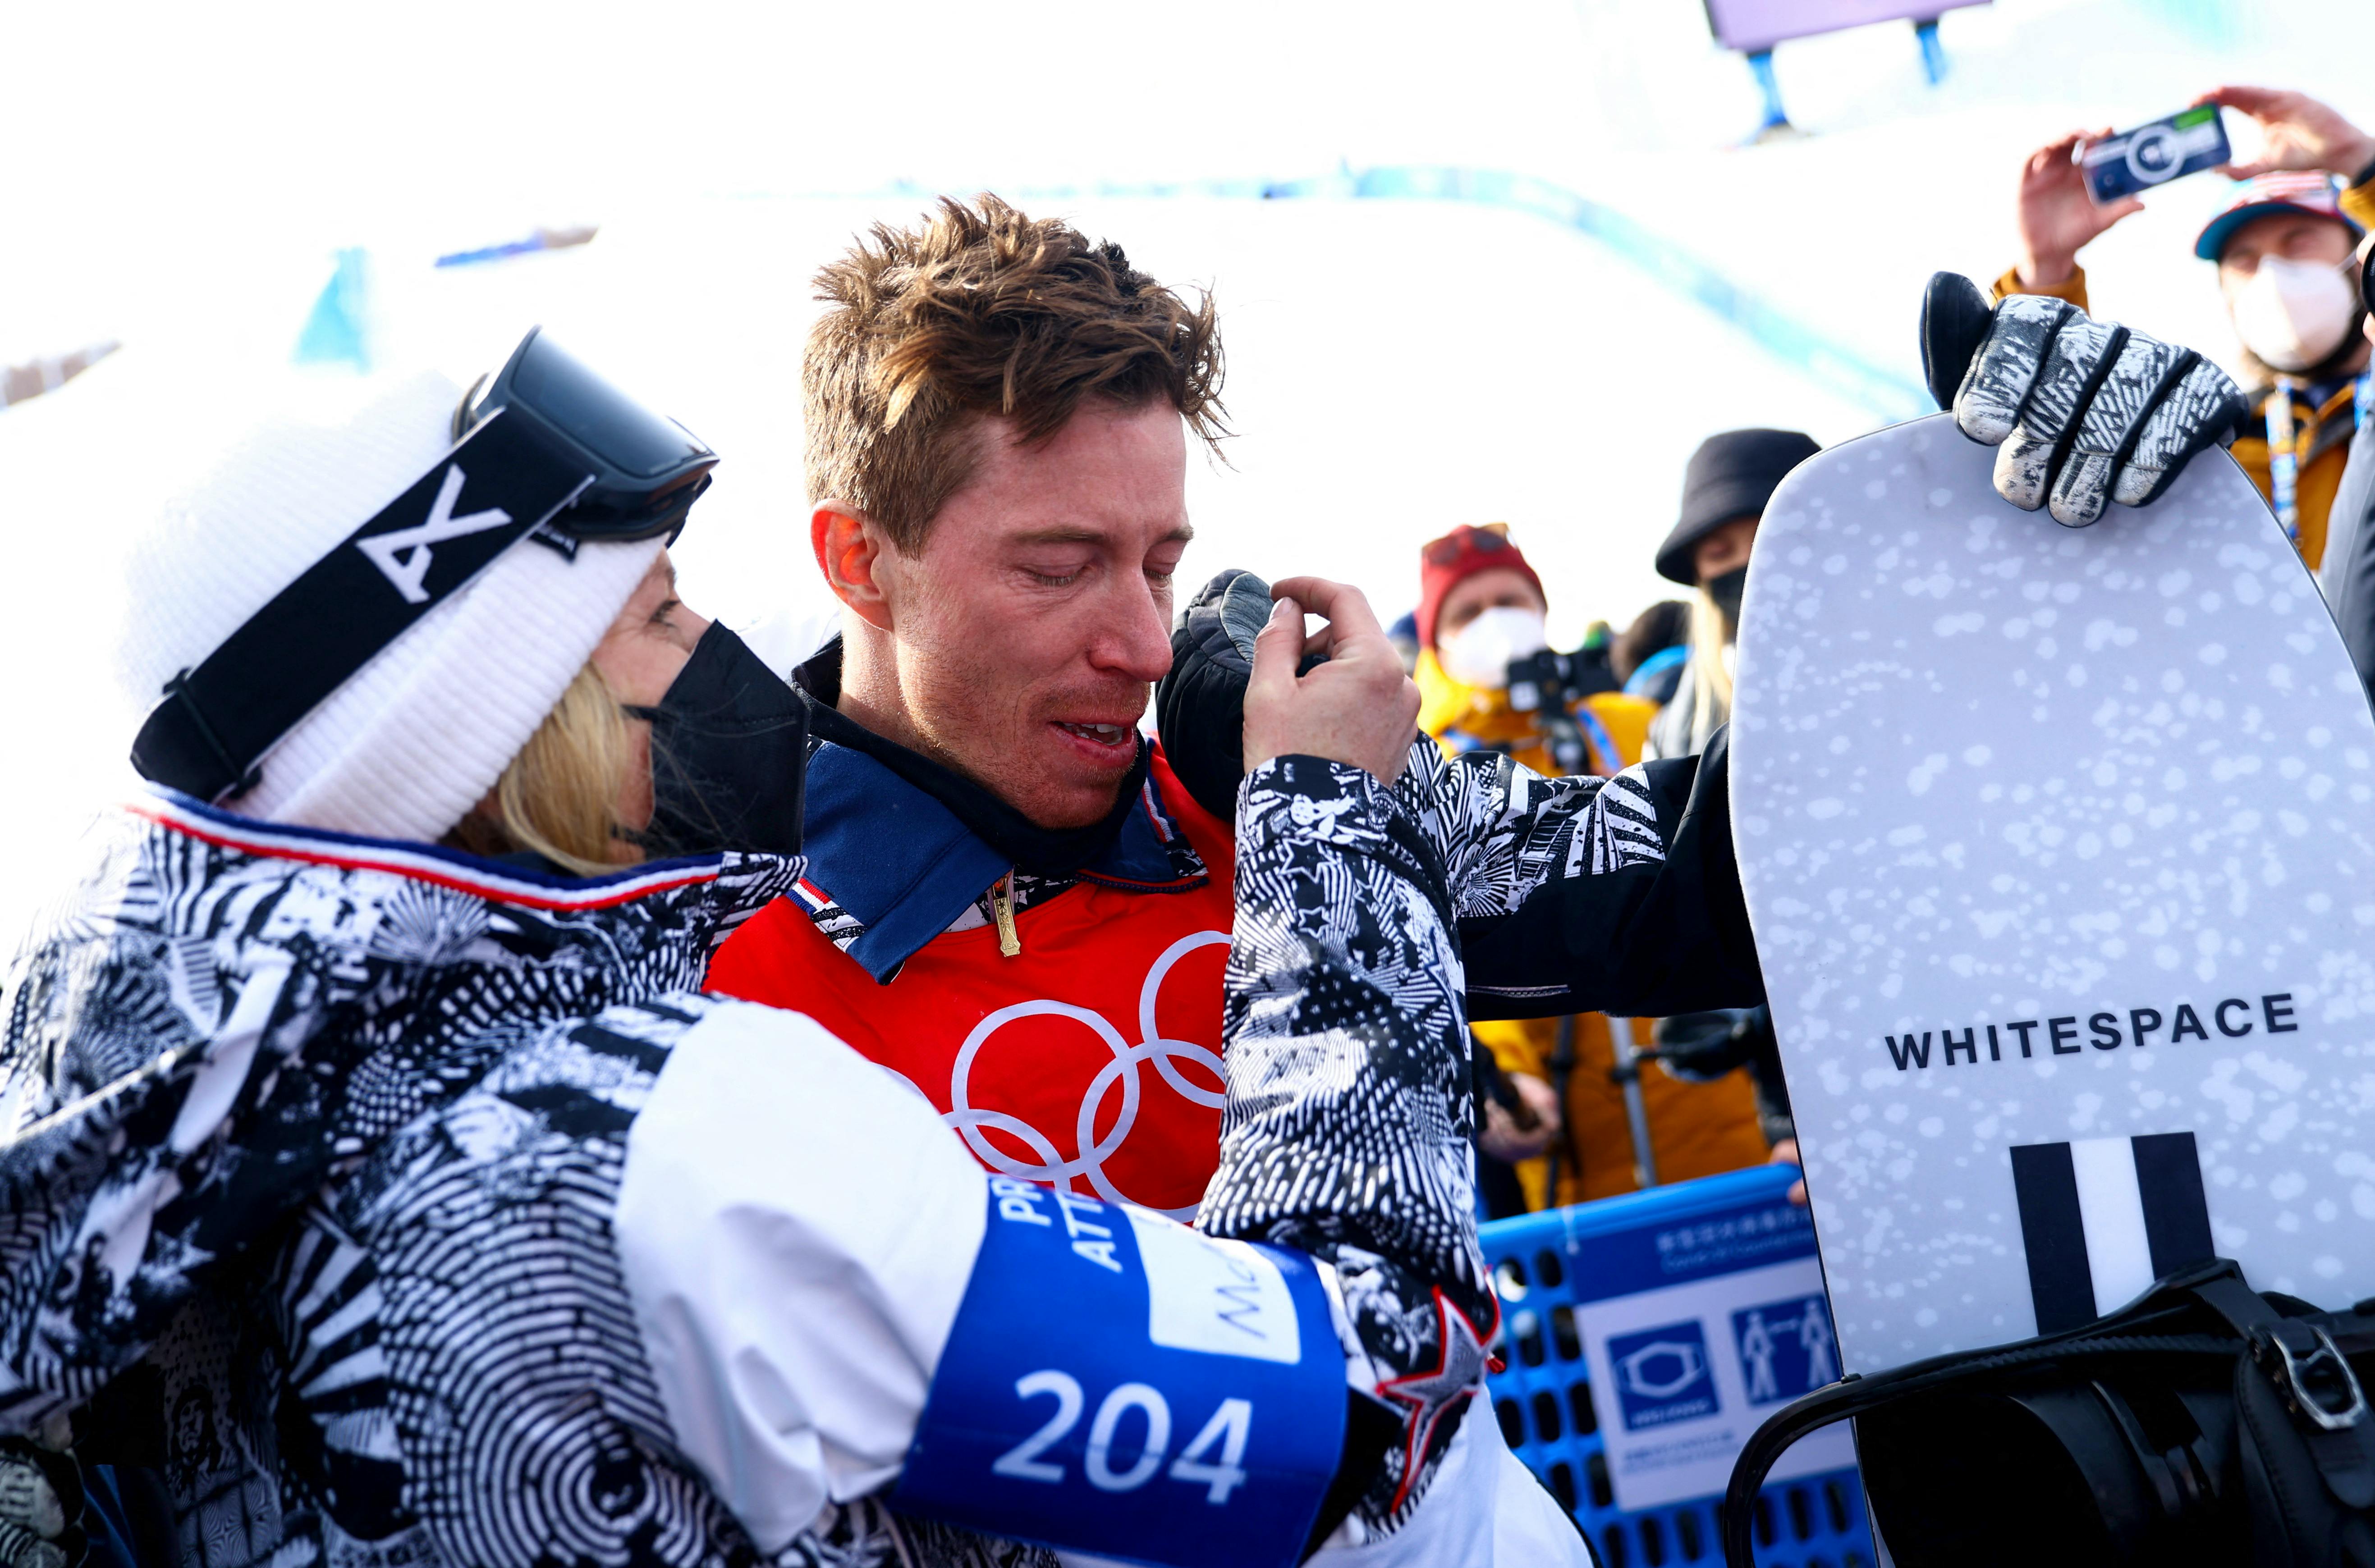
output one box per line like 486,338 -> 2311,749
2082,105 -> 2233,203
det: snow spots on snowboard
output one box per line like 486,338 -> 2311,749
1730,417 -> 2375,1364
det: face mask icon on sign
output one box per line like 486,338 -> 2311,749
1616,1339 -> 1708,1402
1607,1320 -> 1721,1434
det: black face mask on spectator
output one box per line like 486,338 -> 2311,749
624,622 -> 808,859
1705,566 -> 1749,631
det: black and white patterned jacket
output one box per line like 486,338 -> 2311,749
0,759 -> 1525,1568
1398,722 -> 1763,1023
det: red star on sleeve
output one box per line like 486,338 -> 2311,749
1374,1287 -> 1498,1512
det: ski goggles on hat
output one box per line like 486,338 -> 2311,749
132,328 -> 718,802
449,327 -> 714,542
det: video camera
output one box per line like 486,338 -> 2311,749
1503,644 -> 1618,775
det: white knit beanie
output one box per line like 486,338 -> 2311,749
116,370 -> 666,844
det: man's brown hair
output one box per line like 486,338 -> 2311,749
804,194 -> 1227,552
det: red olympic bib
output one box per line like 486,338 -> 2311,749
707,761 -> 1237,1217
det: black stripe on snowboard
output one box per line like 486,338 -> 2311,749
2010,1140 -> 2097,1333
2132,1130 -> 2215,1279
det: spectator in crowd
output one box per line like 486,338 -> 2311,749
1645,428 -> 1820,761
1416,525 -> 1642,773
1999,86 -> 2375,562
1410,523 -> 1768,1209
1613,597 -> 1693,705
2320,231 -> 2375,688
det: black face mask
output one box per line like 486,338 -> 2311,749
1704,565 -> 1748,631
623,622 -> 808,859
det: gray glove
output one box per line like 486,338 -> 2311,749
1920,272 -> 2250,528
0,1437 -> 78,1568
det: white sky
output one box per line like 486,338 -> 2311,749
3,0 -> 2372,934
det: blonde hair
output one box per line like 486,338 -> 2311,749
1689,588 -> 1736,741
446,661 -> 633,875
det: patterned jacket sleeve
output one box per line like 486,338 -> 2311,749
1199,754 -> 1484,1307
1198,756 -> 1498,1536
0,844 -> 321,1431
0,821 -> 786,1439
1407,722 -> 1765,1020
323,994 -> 1049,1568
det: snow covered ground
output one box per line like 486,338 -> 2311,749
1,0 -> 2370,940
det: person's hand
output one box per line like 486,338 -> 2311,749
1769,1138 -> 1807,1207
1478,1095 -> 1550,1164
1510,1071 -> 1562,1142
0,1433 -> 81,1568
1921,273 -> 2250,527
2014,128 -> 2141,291
1243,576 -> 1421,785
2201,86 -> 2375,181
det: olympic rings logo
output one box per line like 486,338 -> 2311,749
945,930 -> 1231,1219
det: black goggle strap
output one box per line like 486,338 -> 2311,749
131,408 -> 596,801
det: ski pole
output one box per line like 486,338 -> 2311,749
1545,1014 -> 1578,1205
1607,1015 -> 1659,1189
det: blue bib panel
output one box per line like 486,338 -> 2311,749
895,1180 -> 1347,1568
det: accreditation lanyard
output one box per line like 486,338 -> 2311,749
2270,374 -> 2375,544
2267,377 -> 2304,542
1573,702 -> 1621,777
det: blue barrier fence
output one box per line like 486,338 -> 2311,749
1480,1165 -> 1875,1568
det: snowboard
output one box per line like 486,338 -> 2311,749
1730,412 -> 2375,1376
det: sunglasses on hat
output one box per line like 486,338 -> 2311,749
1423,527 -> 1511,567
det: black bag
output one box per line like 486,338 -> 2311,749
1723,1258 -> 2375,1568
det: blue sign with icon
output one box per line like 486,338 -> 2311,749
1605,1320 -> 1718,1431
894,1179 -> 1346,1568
1730,1295 -> 1840,1408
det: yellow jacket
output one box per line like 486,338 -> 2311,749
1416,650 -> 1770,1208
1991,178 -> 2375,570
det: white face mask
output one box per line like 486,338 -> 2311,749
1439,604 -> 1548,689
2231,256 -> 2358,373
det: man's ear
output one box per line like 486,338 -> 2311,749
813,503 -> 895,631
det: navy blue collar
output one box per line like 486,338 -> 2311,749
799,738 -> 1205,981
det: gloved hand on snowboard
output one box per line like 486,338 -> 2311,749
1921,271 -> 2251,529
